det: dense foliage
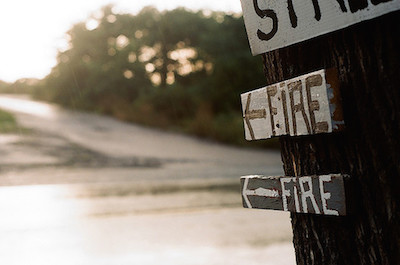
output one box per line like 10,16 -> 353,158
32,6 -> 276,147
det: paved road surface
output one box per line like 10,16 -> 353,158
0,95 -> 295,265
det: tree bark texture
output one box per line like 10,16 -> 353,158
261,11 -> 400,265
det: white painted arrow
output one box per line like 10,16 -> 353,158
242,177 -> 279,208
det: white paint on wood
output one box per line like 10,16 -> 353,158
240,0 -> 400,55
293,185 -> 300,212
243,175 -> 280,209
241,174 -> 347,215
319,175 -> 339,216
245,187 -> 280,197
241,69 -> 343,140
280,177 -> 294,212
242,177 -> 253,208
299,176 -> 321,214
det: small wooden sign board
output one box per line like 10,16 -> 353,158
241,174 -> 347,216
240,0 -> 400,55
241,69 -> 344,140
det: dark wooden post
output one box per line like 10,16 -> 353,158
261,11 -> 400,265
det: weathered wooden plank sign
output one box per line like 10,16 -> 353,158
241,69 -> 344,140
241,174 -> 347,216
240,0 -> 400,55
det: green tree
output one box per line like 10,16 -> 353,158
34,6 -> 270,146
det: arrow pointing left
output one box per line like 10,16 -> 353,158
242,176 -> 279,208
243,93 -> 267,140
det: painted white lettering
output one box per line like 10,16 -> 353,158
280,177 -> 293,211
299,177 -> 321,214
319,175 -> 339,216
293,185 -> 301,212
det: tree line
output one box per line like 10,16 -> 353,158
5,6 -> 278,147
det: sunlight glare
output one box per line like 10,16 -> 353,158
0,0 -> 241,83
0,97 -> 56,118
116,35 -> 130,50
0,185 -> 81,230
123,70 -> 134,79
86,18 -> 99,31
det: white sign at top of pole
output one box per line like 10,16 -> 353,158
240,0 -> 400,55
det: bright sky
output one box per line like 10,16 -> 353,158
0,0 -> 242,83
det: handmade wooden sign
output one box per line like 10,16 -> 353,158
241,69 -> 344,140
240,0 -> 400,55
241,174 -> 347,216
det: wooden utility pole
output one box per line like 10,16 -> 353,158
239,1 -> 400,264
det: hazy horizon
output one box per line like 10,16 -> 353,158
0,0 -> 242,83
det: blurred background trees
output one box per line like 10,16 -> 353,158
3,5 -> 277,147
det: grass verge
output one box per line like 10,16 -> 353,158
0,109 -> 27,133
